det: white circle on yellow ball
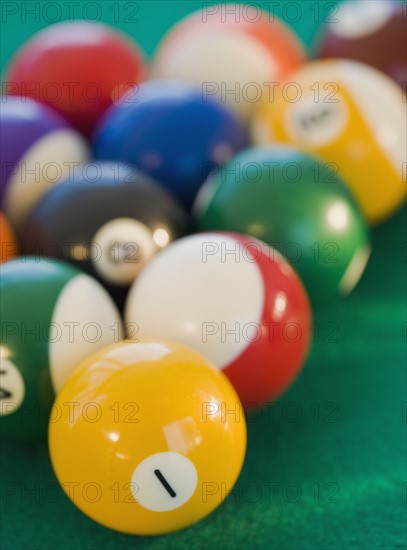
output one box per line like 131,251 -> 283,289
92,218 -> 157,285
131,452 -> 198,512
286,91 -> 348,147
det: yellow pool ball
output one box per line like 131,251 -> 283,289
48,340 -> 246,535
252,60 -> 406,224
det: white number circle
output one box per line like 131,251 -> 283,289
0,358 -> 25,416
92,218 -> 157,285
131,452 -> 198,512
286,91 -> 348,146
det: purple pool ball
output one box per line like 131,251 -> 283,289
0,96 -> 89,227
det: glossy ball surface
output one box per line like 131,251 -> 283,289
315,0 -> 406,88
0,213 -> 18,263
153,4 -> 306,120
49,340 -> 246,535
125,233 -> 311,409
93,81 -> 246,208
0,258 -> 122,440
20,162 -> 189,307
194,146 -> 370,303
252,60 -> 406,224
0,96 -> 89,227
4,21 -> 146,135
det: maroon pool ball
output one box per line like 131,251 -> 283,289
315,0 -> 406,88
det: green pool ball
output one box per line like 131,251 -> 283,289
0,258 -> 122,440
194,145 -> 371,303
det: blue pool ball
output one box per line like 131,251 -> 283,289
92,81 -> 246,208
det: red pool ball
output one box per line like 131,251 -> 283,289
125,232 -> 312,409
4,21 -> 146,135
315,0 -> 406,88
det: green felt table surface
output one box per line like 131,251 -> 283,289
1,1 -> 406,548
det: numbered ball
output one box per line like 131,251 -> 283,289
93,81 -> 246,208
49,340 -> 246,535
315,0 -> 406,88
4,21 -> 146,135
252,60 -> 406,224
153,4 -> 305,120
125,233 -> 311,409
20,162 -> 190,307
194,146 -> 370,303
0,96 -> 89,227
0,258 -> 122,440
0,213 -> 18,263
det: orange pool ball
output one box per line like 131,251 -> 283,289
153,3 -> 306,121
0,213 -> 18,262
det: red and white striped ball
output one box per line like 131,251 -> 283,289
125,232 -> 312,409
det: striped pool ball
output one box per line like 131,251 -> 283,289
125,232 -> 312,410
252,60 -> 406,224
153,3 -> 306,121
0,96 -> 89,228
0,258 -> 122,440
315,0 -> 406,88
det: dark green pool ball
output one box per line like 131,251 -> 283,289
194,145 -> 370,303
0,258 -> 122,440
